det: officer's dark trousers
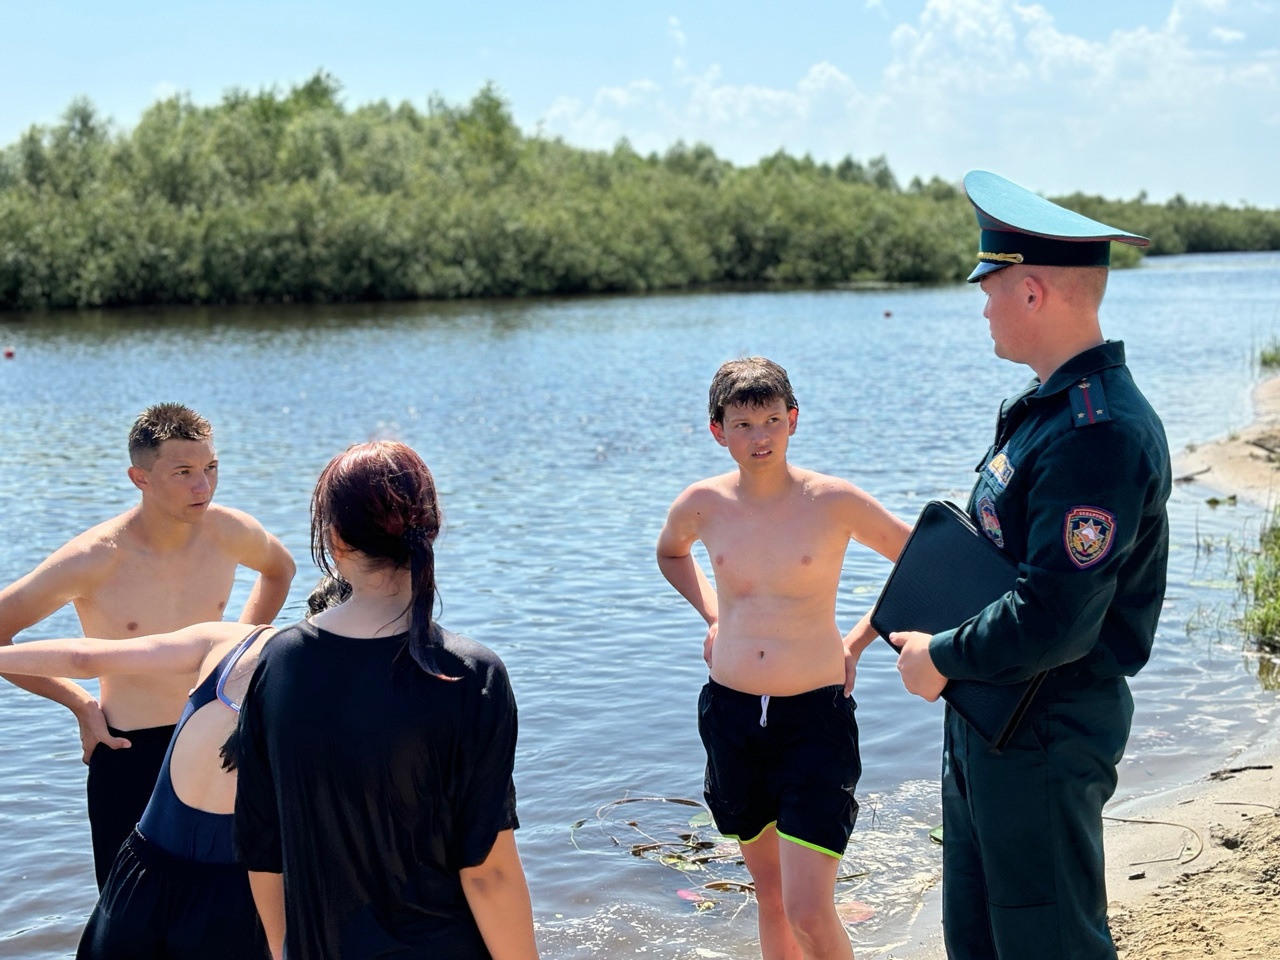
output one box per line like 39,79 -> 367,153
941,674 -> 1132,960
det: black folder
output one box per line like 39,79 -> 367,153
870,500 -> 1045,751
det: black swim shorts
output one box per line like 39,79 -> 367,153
86,723 -> 176,890
697,678 -> 860,858
78,829 -> 268,960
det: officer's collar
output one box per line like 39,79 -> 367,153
1034,341 -> 1126,398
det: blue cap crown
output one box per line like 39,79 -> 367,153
964,170 -> 1149,282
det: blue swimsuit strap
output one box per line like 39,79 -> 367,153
215,624 -> 272,713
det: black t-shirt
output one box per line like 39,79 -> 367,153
234,620 -> 519,960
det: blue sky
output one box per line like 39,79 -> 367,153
2,0 -> 1277,206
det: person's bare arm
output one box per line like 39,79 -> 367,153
841,610 -> 879,696
656,490 -> 720,664
0,548 -> 130,758
0,622 -> 237,681
834,485 -> 911,694
460,830 -> 540,960
220,509 -> 296,624
655,490 -> 719,625
247,870 -> 286,960
843,485 -> 913,563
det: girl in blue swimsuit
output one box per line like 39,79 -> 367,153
0,580 -> 345,959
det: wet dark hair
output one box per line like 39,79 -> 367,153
306,574 -> 353,615
128,403 -> 214,468
310,440 -> 449,678
707,357 -> 798,425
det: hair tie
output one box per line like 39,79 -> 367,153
403,525 -> 433,547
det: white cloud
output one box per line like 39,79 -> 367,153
668,16 -> 687,49
595,80 -> 661,110
536,0 -> 1280,205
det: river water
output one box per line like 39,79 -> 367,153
1,251 -> 1278,957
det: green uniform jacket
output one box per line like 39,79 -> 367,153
929,340 -> 1171,685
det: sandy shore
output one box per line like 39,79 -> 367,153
882,378 -> 1280,960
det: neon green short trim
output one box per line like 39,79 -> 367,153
727,823 -> 842,859
776,828 -> 842,860
730,821 -> 778,846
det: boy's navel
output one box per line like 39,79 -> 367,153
801,556 -> 813,566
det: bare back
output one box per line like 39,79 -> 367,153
165,624 -> 274,815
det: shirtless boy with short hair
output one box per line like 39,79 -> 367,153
0,402 -> 296,888
657,358 -> 910,960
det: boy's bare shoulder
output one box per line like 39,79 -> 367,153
205,502 -> 261,528
53,513 -> 133,569
672,472 -> 740,507
202,503 -> 268,542
792,467 -> 862,499
5,513 -> 133,604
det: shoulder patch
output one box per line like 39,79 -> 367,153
977,496 -> 1004,548
1063,506 -> 1115,569
1068,378 -> 1111,428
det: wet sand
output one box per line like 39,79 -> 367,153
884,377 -> 1280,960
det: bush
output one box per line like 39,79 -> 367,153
2,75 -> 1276,311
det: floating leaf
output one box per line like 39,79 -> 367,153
690,842 -> 741,864
688,810 -> 714,827
678,889 -> 707,902
658,854 -> 702,872
929,825 -> 944,845
704,879 -> 754,893
836,900 -> 875,925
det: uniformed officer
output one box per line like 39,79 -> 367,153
894,170 -> 1172,960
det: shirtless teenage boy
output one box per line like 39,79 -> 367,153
657,358 -> 910,960
0,403 -> 296,888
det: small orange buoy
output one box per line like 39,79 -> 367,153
3,346 -> 14,359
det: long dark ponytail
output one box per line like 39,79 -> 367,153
310,441 -> 453,679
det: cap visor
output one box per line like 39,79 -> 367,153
967,260 -> 1011,283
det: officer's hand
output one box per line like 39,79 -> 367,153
75,700 -> 131,764
892,631 -> 948,702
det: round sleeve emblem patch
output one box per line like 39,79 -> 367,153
978,496 -> 1004,548
1064,506 -> 1116,569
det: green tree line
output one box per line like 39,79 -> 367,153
1,73 -> 1276,311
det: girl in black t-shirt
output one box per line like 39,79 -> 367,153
234,441 -> 538,960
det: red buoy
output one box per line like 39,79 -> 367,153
3,346 -> 13,359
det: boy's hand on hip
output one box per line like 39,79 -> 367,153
891,632 -> 947,702
702,621 -> 718,668
842,642 -> 858,697
75,700 -> 131,764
